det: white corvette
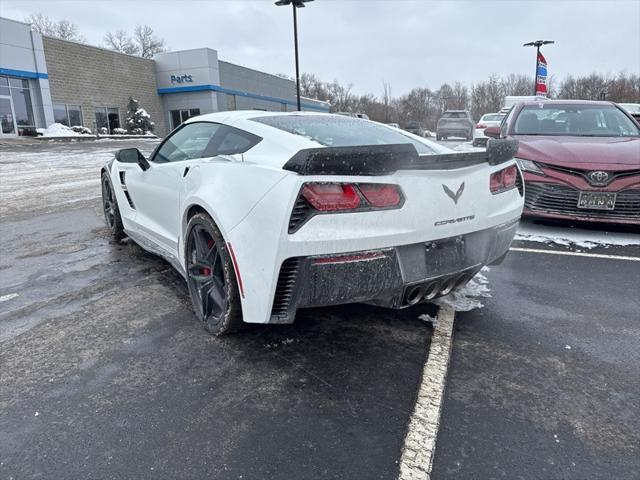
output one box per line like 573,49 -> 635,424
101,111 -> 523,335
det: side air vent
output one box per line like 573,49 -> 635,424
288,194 -> 314,233
124,191 -> 135,209
117,169 -> 136,209
271,258 -> 300,318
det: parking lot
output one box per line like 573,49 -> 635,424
1,139 -> 639,479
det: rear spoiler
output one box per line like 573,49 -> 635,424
283,138 -> 519,176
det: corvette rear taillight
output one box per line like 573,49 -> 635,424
490,165 -> 518,194
289,182 -> 404,233
358,184 -> 402,208
302,183 -> 361,211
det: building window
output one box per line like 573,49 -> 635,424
53,104 -> 68,125
69,105 -> 83,126
169,108 -> 201,130
0,75 -> 36,136
53,104 -> 83,127
0,76 -> 9,96
95,107 -> 120,134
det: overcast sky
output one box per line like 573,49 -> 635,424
2,0 -> 639,96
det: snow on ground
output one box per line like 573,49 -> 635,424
36,123 -> 89,137
0,140 -> 159,219
516,222 -> 640,249
452,142 -> 485,152
434,269 -> 492,312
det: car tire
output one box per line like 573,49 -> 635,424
185,213 -> 243,336
436,134 -> 442,141
101,171 -> 125,240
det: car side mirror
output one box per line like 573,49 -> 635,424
115,148 -> 150,171
484,126 -> 501,139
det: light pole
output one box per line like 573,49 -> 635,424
275,0 -> 313,111
523,40 -> 554,96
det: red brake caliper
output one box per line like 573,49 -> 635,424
202,239 -> 215,276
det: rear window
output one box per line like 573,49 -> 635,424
482,114 -> 505,122
442,112 -> 467,119
251,115 -> 436,154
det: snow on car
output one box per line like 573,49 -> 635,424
101,111 -> 523,335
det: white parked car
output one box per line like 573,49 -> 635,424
617,103 -> 640,121
473,112 -> 507,147
101,111 -> 523,335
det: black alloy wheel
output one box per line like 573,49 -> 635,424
185,213 -> 243,335
101,172 -> 125,239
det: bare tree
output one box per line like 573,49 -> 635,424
25,13 -> 85,42
104,30 -> 139,55
450,82 -> 469,110
134,24 -> 166,59
501,74 -> 531,96
382,82 -> 393,122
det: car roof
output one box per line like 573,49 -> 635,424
519,99 -> 617,107
190,110 -> 334,124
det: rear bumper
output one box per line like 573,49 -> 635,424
437,128 -> 471,137
269,219 -> 519,323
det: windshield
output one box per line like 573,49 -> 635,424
513,104 -> 639,137
251,115 -> 436,154
482,114 -> 505,122
442,112 -> 467,119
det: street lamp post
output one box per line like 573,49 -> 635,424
275,0 -> 314,111
523,40 -> 554,96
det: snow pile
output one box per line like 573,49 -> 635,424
453,142 -> 485,152
434,271 -> 492,312
516,223 -> 640,249
37,123 -> 82,137
418,313 -> 437,325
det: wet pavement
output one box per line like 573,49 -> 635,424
1,140 -> 639,479
0,141 -> 435,479
432,242 -> 640,479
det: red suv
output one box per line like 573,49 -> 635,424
486,100 -> 640,226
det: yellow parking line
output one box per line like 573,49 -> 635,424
510,247 -> 640,262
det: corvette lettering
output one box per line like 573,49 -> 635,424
434,215 -> 476,226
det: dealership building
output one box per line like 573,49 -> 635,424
0,16 -> 329,137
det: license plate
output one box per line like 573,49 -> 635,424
426,238 -> 465,272
577,192 -> 616,210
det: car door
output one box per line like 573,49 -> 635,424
124,122 -> 222,255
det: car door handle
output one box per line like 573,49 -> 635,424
183,166 -> 190,177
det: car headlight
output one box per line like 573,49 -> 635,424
515,158 -> 544,175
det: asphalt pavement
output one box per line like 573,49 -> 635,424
0,202 -> 435,480
432,243 -> 640,480
1,139 -> 639,480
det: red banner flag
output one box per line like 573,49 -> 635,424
536,52 -> 548,96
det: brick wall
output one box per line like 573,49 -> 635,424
43,37 -> 167,136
